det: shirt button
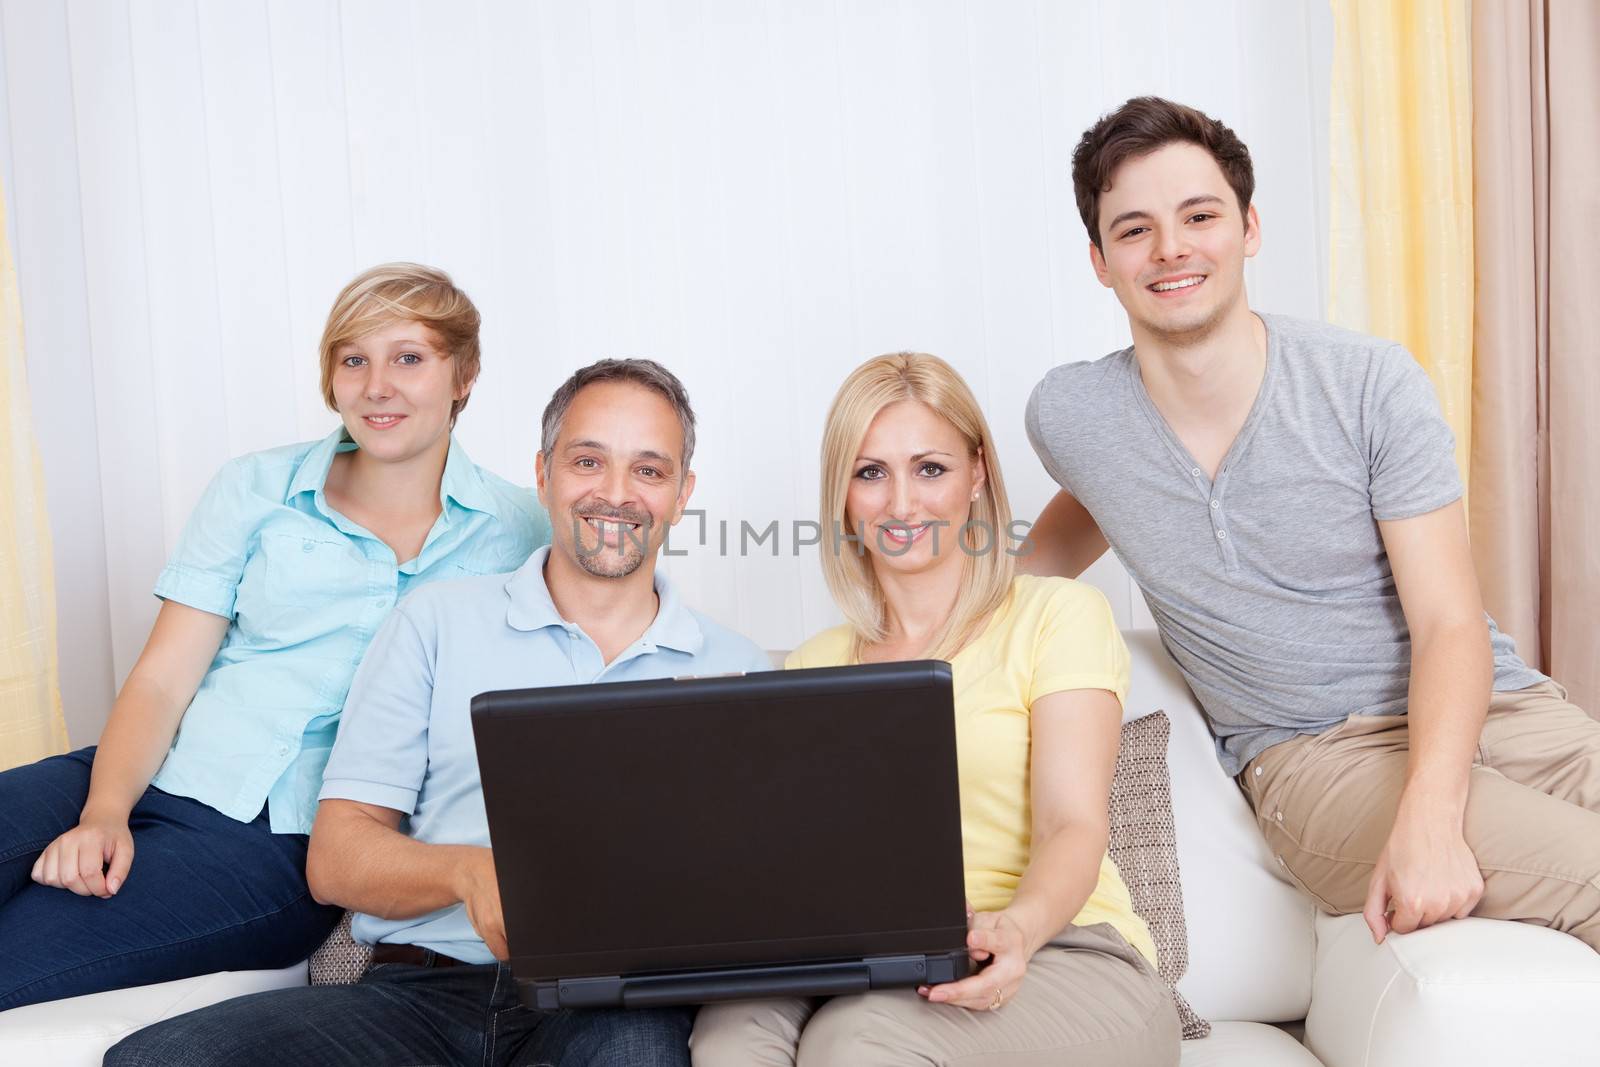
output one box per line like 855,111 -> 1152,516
1191,467 -> 1201,477
1275,811 -> 1284,822
1210,500 -> 1220,509
277,745 -> 290,756
1254,766 -> 1264,777
1216,530 -> 1227,540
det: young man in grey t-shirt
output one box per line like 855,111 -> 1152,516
1024,96 -> 1600,951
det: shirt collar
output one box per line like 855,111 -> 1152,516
437,435 -> 499,517
285,426 -> 500,518
286,426 -> 350,500
504,546 -> 704,655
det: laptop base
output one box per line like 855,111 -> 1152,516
526,950 -> 973,1010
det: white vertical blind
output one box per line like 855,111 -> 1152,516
0,0 -> 1333,745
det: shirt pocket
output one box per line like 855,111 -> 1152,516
234,531 -> 371,646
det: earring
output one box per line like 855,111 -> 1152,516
971,489 -> 981,501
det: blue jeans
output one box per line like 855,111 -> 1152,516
104,959 -> 694,1067
0,746 -> 341,1010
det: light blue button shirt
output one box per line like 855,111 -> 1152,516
318,545 -> 772,964
150,428 -> 550,834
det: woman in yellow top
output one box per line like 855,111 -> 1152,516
692,353 -> 1180,1067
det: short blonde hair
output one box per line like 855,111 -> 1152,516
319,263 -> 481,424
818,352 -> 1016,661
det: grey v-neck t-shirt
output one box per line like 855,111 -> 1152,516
1026,312 -> 1543,776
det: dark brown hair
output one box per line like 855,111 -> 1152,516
1071,96 -> 1254,251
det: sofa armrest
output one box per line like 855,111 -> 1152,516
1306,912 -> 1600,1067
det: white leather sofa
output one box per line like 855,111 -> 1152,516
3,628 -> 1597,1066
1124,629 -> 1600,1066
0,964 -> 305,1066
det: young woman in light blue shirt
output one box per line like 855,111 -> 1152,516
0,263 -> 549,1010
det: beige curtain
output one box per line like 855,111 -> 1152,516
1,185 -> 70,769
1470,0 -> 1600,714
1328,0 -> 1475,485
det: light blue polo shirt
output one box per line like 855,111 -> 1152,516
319,546 -> 773,964
151,427 -> 550,834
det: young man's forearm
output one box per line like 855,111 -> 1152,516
1399,618 -> 1493,814
1018,491 -> 1109,579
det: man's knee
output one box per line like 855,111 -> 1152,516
105,1019 -> 230,1067
102,993 -> 299,1067
569,1006 -> 693,1067
102,1033 -> 160,1067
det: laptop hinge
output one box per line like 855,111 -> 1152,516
533,953 -> 961,1010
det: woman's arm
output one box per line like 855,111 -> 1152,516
925,686 -> 1122,1009
1004,687 -> 1123,951
32,600 -> 230,897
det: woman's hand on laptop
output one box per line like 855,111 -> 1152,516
917,909 -> 1028,1011
454,847 -> 510,960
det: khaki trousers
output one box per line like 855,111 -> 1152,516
689,923 -> 1180,1067
1240,681 -> 1600,950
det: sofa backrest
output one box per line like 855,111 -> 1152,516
1122,628 -> 1317,1024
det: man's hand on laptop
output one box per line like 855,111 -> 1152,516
918,907 -> 1029,1012
455,847 -> 510,960
1362,799 -> 1484,944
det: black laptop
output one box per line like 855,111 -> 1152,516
470,660 -> 972,1010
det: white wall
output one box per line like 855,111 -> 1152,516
0,0 -> 1332,746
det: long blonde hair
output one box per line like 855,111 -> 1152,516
818,352 -> 1016,661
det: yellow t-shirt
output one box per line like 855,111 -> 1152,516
786,574 -> 1158,967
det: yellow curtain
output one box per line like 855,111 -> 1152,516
1,183 -> 69,770
1328,0 -> 1474,488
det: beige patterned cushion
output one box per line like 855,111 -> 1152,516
1108,711 -> 1211,1040
308,910 -> 372,986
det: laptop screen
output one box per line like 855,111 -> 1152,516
472,661 -> 969,978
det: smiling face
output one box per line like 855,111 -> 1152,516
330,320 -> 467,464
536,380 -> 695,580
845,400 -> 985,580
1090,141 -> 1260,345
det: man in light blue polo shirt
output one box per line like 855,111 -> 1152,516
108,359 -> 770,1067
